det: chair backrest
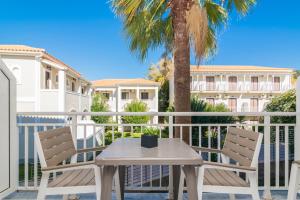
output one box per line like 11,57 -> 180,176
222,127 -> 263,167
35,127 -> 76,168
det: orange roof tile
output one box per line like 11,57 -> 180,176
0,45 -> 81,77
92,79 -> 159,87
191,65 -> 293,73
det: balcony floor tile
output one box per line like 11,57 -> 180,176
4,191 -> 300,200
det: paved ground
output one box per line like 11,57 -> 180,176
4,191 -> 300,200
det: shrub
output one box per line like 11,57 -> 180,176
91,94 -> 110,124
122,100 -> 150,124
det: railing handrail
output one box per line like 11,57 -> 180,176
17,111 -> 297,117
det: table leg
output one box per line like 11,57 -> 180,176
101,166 -> 117,200
182,165 -> 198,200
118,166 -> 125,200
172,165 -> 181,200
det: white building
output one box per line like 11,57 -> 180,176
190,65 -> 294,112
0,45 -> 92,113
92,79 -> 160,112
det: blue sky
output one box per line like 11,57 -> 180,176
0,0 -> 300,80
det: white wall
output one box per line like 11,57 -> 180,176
1,55 -> 38,112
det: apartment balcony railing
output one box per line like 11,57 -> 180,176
16,111 -> 299,199
191,82 -> 290,92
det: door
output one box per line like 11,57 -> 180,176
228,98 -> 237,112
206,76 -> 215,91
0,70 -> 10,193
251,77 -> 258,91
273,77 -> 280,91
250,98 -> 259,112
228,76 -> 237,91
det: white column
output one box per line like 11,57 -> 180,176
117,86 -> 121,112
243,74 -> 246,91
136,87 -> 140,100
220,74 -> 223,91
34,56 -> 42,112
58,70 -> 66,112
196,75 -> 199,90
153,87 -> 159,124
295,78 -> 300,161
78,80 -> 82,112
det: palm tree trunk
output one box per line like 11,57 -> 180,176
172,0 -> 191,144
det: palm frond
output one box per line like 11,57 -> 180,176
204,0 -> 228,27
226,0 -> 256,14
186,3 -> 208,60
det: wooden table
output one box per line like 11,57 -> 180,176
96,138 -> 203,200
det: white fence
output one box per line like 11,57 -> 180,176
16,111 -> 299,198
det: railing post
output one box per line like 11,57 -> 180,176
295,78 -> 300,161
263,115 -> 272,200
71,114 -> 78,150
168,115 -> 174,199
169,115 -> 173,138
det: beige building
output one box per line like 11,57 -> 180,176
92,79 -> 159,112
0,45 -> 92,112
190,65 -> 294,112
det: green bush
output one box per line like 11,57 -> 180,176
91,94 -> 110,124
122,100 -> 150,124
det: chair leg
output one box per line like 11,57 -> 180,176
177,167 -> 185,200
197,167 -> 204,200
95,166 -> 102,200
114,168 -> 122,200
248,172 -> 260,200
287,163 -> 300,200
37,172 -> 49,200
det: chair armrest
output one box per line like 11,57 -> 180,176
41,161 -> 96,173
192,146 -> 222,154
77,146 -> 106,154
202,161 -> 256,173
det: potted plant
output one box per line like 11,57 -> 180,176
141,127 -> 159,148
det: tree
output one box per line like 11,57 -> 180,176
111,0 -> 256,143
191,97 -> 235,124
148,58 -> 173,111
264,89 -> 296,123
91,94 -> 110,124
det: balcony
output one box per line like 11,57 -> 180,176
13,111 -> 299,199
191,82 -> 290,93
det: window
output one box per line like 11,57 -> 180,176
251,77 -> 258,91
250,98 -> 259,112
102,92 -> 110,99
228,76 -> 237,91
206,76 -> 215,91
206,98 -> 215,105
45,70 -> 51,89
273,77 -> 280,91
228,98 -> 237,112
141,92 -> 149,100
121,92 -> 129,100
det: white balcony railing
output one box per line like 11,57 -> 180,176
191,81 -> 290,93
16,111 -> 298,198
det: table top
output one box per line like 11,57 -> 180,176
95,138 -> 203,166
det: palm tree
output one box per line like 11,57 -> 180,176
111,0 -> 256,143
